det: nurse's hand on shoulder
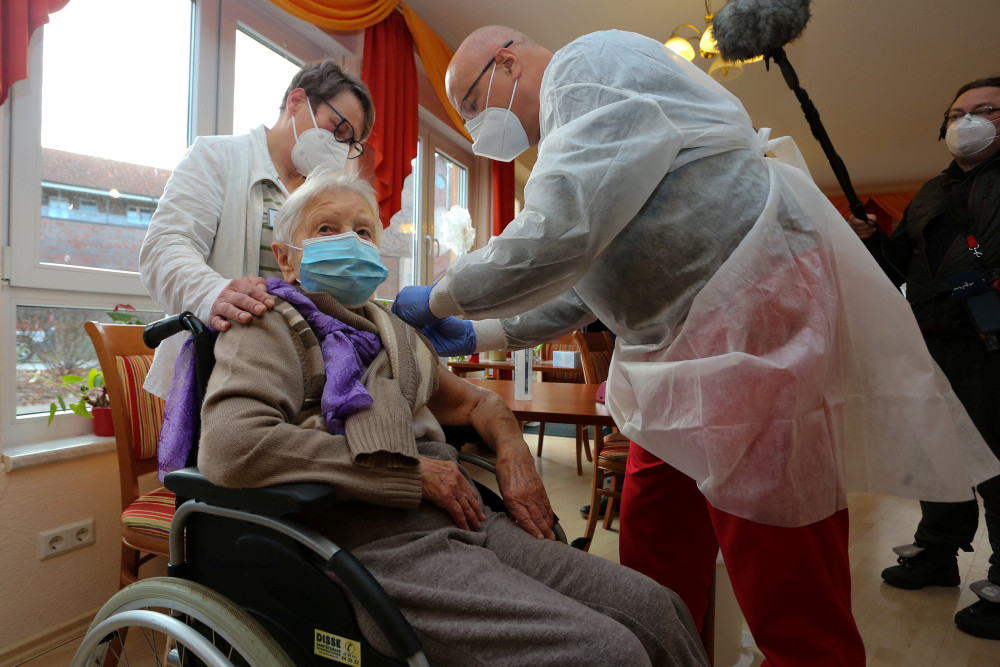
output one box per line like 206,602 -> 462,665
392,285 -> 440,328
847,213 -> 878,240
210,276 -> 275,331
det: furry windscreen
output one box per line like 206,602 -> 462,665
712,0 -> 812,62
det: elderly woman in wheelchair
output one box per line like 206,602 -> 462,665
77,166 -> 706,667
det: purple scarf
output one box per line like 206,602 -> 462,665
156,280 -> 382,482
265,278 -> 382,435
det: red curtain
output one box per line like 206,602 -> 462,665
0,0 -> 69,106
828,191 -> 918,236
492,161 -> 515,236
362,10 -> 418,228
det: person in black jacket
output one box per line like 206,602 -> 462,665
849,76 -> 1000,640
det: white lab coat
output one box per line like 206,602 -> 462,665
139,125 -> 287,398
434,31 -> 1000,526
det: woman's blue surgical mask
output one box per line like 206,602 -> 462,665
288,232 -> 388,307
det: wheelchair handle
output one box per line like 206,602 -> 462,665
328,550 -> 425,664
144,311 -> 211,349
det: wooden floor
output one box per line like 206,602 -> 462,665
19,432 -> 998,666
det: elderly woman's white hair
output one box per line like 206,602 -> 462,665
272,165 -> 382,246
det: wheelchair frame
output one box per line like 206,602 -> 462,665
72,312 -> 564,666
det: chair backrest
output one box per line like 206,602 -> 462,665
85,321 -> 166,512
572,330 -> 614,385
539,332 -> 582,383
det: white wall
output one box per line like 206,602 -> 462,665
0,450 -> 162,655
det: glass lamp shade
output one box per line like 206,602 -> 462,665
708,58 -> 743,82
699,23 -> 718,57
665,35 -> 696,62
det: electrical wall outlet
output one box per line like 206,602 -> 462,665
39,519 -> 96,561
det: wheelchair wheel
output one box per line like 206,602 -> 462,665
72,577 -> 293,667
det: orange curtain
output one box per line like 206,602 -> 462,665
362,10 -> 418,228
268,1 -> 470,140
268,0 -> 395,31
399,3 -> 470,141
492,161 -> 515,236
0,0 -> 69,106
828,191 -> 918,236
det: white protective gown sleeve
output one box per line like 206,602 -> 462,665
472,288 -> 597,353
440,31 -> 1000,525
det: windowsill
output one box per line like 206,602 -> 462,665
2,435 -> 116,472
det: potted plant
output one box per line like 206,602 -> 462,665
30,367 -> 114,436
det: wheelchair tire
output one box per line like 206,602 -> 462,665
72,577 -> 294,667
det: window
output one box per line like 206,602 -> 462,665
377,119 -> 487,300
378,142 -> 422,302
400,113 -> 486,290
2,0 -> 358,447
15,305 -> 165,418
232,30 -> 302,136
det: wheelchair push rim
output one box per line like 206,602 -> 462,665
71,577 -> 294,667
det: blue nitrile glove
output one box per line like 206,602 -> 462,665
392,285 -> 441,328
420,317 -> 476,357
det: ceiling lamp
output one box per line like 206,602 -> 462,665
708,58 -> 742,82
664,1 -> 755,82
665,24 -> 699,62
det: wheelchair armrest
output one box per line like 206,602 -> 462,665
164,467 -> 339,518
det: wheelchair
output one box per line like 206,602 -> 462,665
72,312 -> 567,667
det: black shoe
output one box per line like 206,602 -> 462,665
579,497 -> 609,517
880,544 -> 960,590
954,580 -> 1000,640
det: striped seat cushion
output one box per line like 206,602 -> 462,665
599,433 -> 631,461
114,354 -> 165,461
122,487 -> 174,540
599,443 -> 630,461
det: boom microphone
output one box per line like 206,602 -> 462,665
712,0 -> 810,62
712,0 -> 872,228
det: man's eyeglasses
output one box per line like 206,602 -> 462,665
323,100 -> 364,158
459,39 -> 514,121
944,106 -> 1000,124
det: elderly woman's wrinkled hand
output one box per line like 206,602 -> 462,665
420,455 -> 485,531
496,449 -> 556,540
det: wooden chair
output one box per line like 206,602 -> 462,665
533,333 -> 591,475
572,329 -> 629,551
85,321 -> 172,588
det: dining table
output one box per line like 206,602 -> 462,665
463,378 -> 612,431
448,359 -> 584,381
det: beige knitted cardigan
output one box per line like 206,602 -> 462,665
198,291 -> 440,509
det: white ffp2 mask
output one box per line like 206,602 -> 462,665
945,114 -> 999,157
464,65 -> 530,163
291,101 -> 350,176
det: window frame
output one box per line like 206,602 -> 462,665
412,107 -> 489,286
1,0 -> 363,448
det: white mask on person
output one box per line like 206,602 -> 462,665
945,114 -> 999,157
291,100 -> 350,176
464,65 -> 530,162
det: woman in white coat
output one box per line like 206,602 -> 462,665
139,59 -> 373,398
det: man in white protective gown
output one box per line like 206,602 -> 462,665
391,26 -> 1000,666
